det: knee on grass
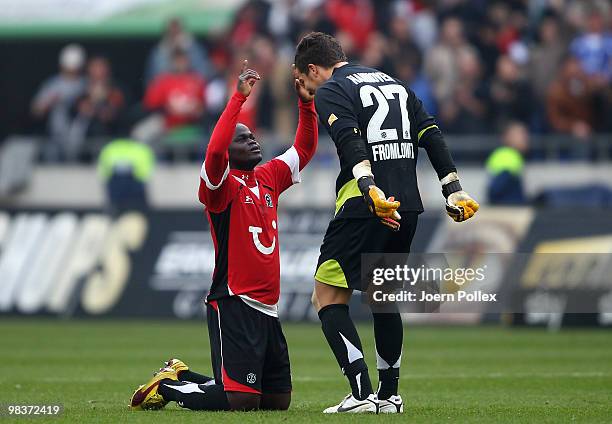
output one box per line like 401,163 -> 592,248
226,392 -> 291,411
261,393 -> 291,411
227,392 -> 261,411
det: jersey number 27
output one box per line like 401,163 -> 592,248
360,84 -> 411,143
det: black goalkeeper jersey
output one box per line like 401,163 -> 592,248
315,63 -> 440,218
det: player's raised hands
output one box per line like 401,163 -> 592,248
237,60 -> 261,97
292,64 -> 314,103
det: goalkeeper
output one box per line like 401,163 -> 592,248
293,32 -> 479,413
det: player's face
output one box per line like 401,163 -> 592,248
229,123 -> 262,170
296,64 -> 328,94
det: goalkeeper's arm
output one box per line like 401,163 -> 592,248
335,127 -> 401,230
420,126 -> 479,222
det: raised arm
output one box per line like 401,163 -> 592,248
203,92 -> 246,185
199,61 -> 260,211
203,61 -> 260,186
293,78 -> 319,170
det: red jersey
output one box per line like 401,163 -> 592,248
144,72 -> 206,128
198,92 -> 318,317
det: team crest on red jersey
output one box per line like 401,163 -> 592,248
265,193 -> 273,208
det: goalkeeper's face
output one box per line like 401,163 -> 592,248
296,64 -> 329,95
229,123 -> 262,170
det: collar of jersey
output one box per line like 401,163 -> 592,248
230,169 -> 256,187
230,169 -> 260,198
332,62 -> 352,75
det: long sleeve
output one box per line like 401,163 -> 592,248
198,91 -> 246,212
293,99 -> 318,171
410,87 -> 457,180
255,98 -> 319,196
203,91 -> 247,186
420,127 -> 457,180
314,84 -> 368,171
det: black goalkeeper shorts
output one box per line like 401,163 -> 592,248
206,296 -> 291,394
315,213 -> 418,291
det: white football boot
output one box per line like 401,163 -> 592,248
377,394 -> 404,413
323,393 -> 378,413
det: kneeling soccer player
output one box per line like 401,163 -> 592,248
130,61 -> 318,411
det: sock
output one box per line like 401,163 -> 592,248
373,312 -> 403,399
158,380 -> 229,410
177,370 -> 214,385
318,304 -> 373,400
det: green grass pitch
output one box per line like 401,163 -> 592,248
1,319 -> 611,423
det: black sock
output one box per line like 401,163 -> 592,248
158,379 -> 229,410
177,370 -> 214,385
319,304 -> 373,400
373,312 -> 403,399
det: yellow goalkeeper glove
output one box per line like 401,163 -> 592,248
357,176 -> 402,231
441,173 -> 479,222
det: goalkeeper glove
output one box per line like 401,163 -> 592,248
441,172 -> 479,222
357,175 -> 402,231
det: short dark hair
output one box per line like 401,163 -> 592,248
294,32 -> 347,74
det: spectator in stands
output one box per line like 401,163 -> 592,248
529,13 -> 567,131
393,55 -> 437,117
16,0 -> 612,164
361,32 -> 395,76
425,16 -> 477,111
486,122 -> 528,205
265,0 -> 336,45
569,5 -> 612,83
489,55 -> 532,131
31,44 -> 86,161
387,10 -> 424,61
569,4 -> 612,132
325,0 -> 375,52
393,1 -> 437,52
439,49 -> 489,133
472,20 -> 500,81
264,0 -> 293,41
98,137 -> 155,212
68,57 -> 126,154
145,17 -> 211,83
251,36 -> 293,143
140,49 -> 206,143
292,4 -> 337,43
333,30 -> 359,61
489,1 -> 526,55
229,1 -> 269,48
530,14 -> 567,100
201,48 -> 232,130
546,56 -> 597,140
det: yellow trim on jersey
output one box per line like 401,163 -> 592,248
335,179 -> 361,215
315,259 -> 348,288
328,113 -> 338,126
417,125 -> 439,142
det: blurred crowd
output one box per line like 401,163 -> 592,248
30,0 -> 612,162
